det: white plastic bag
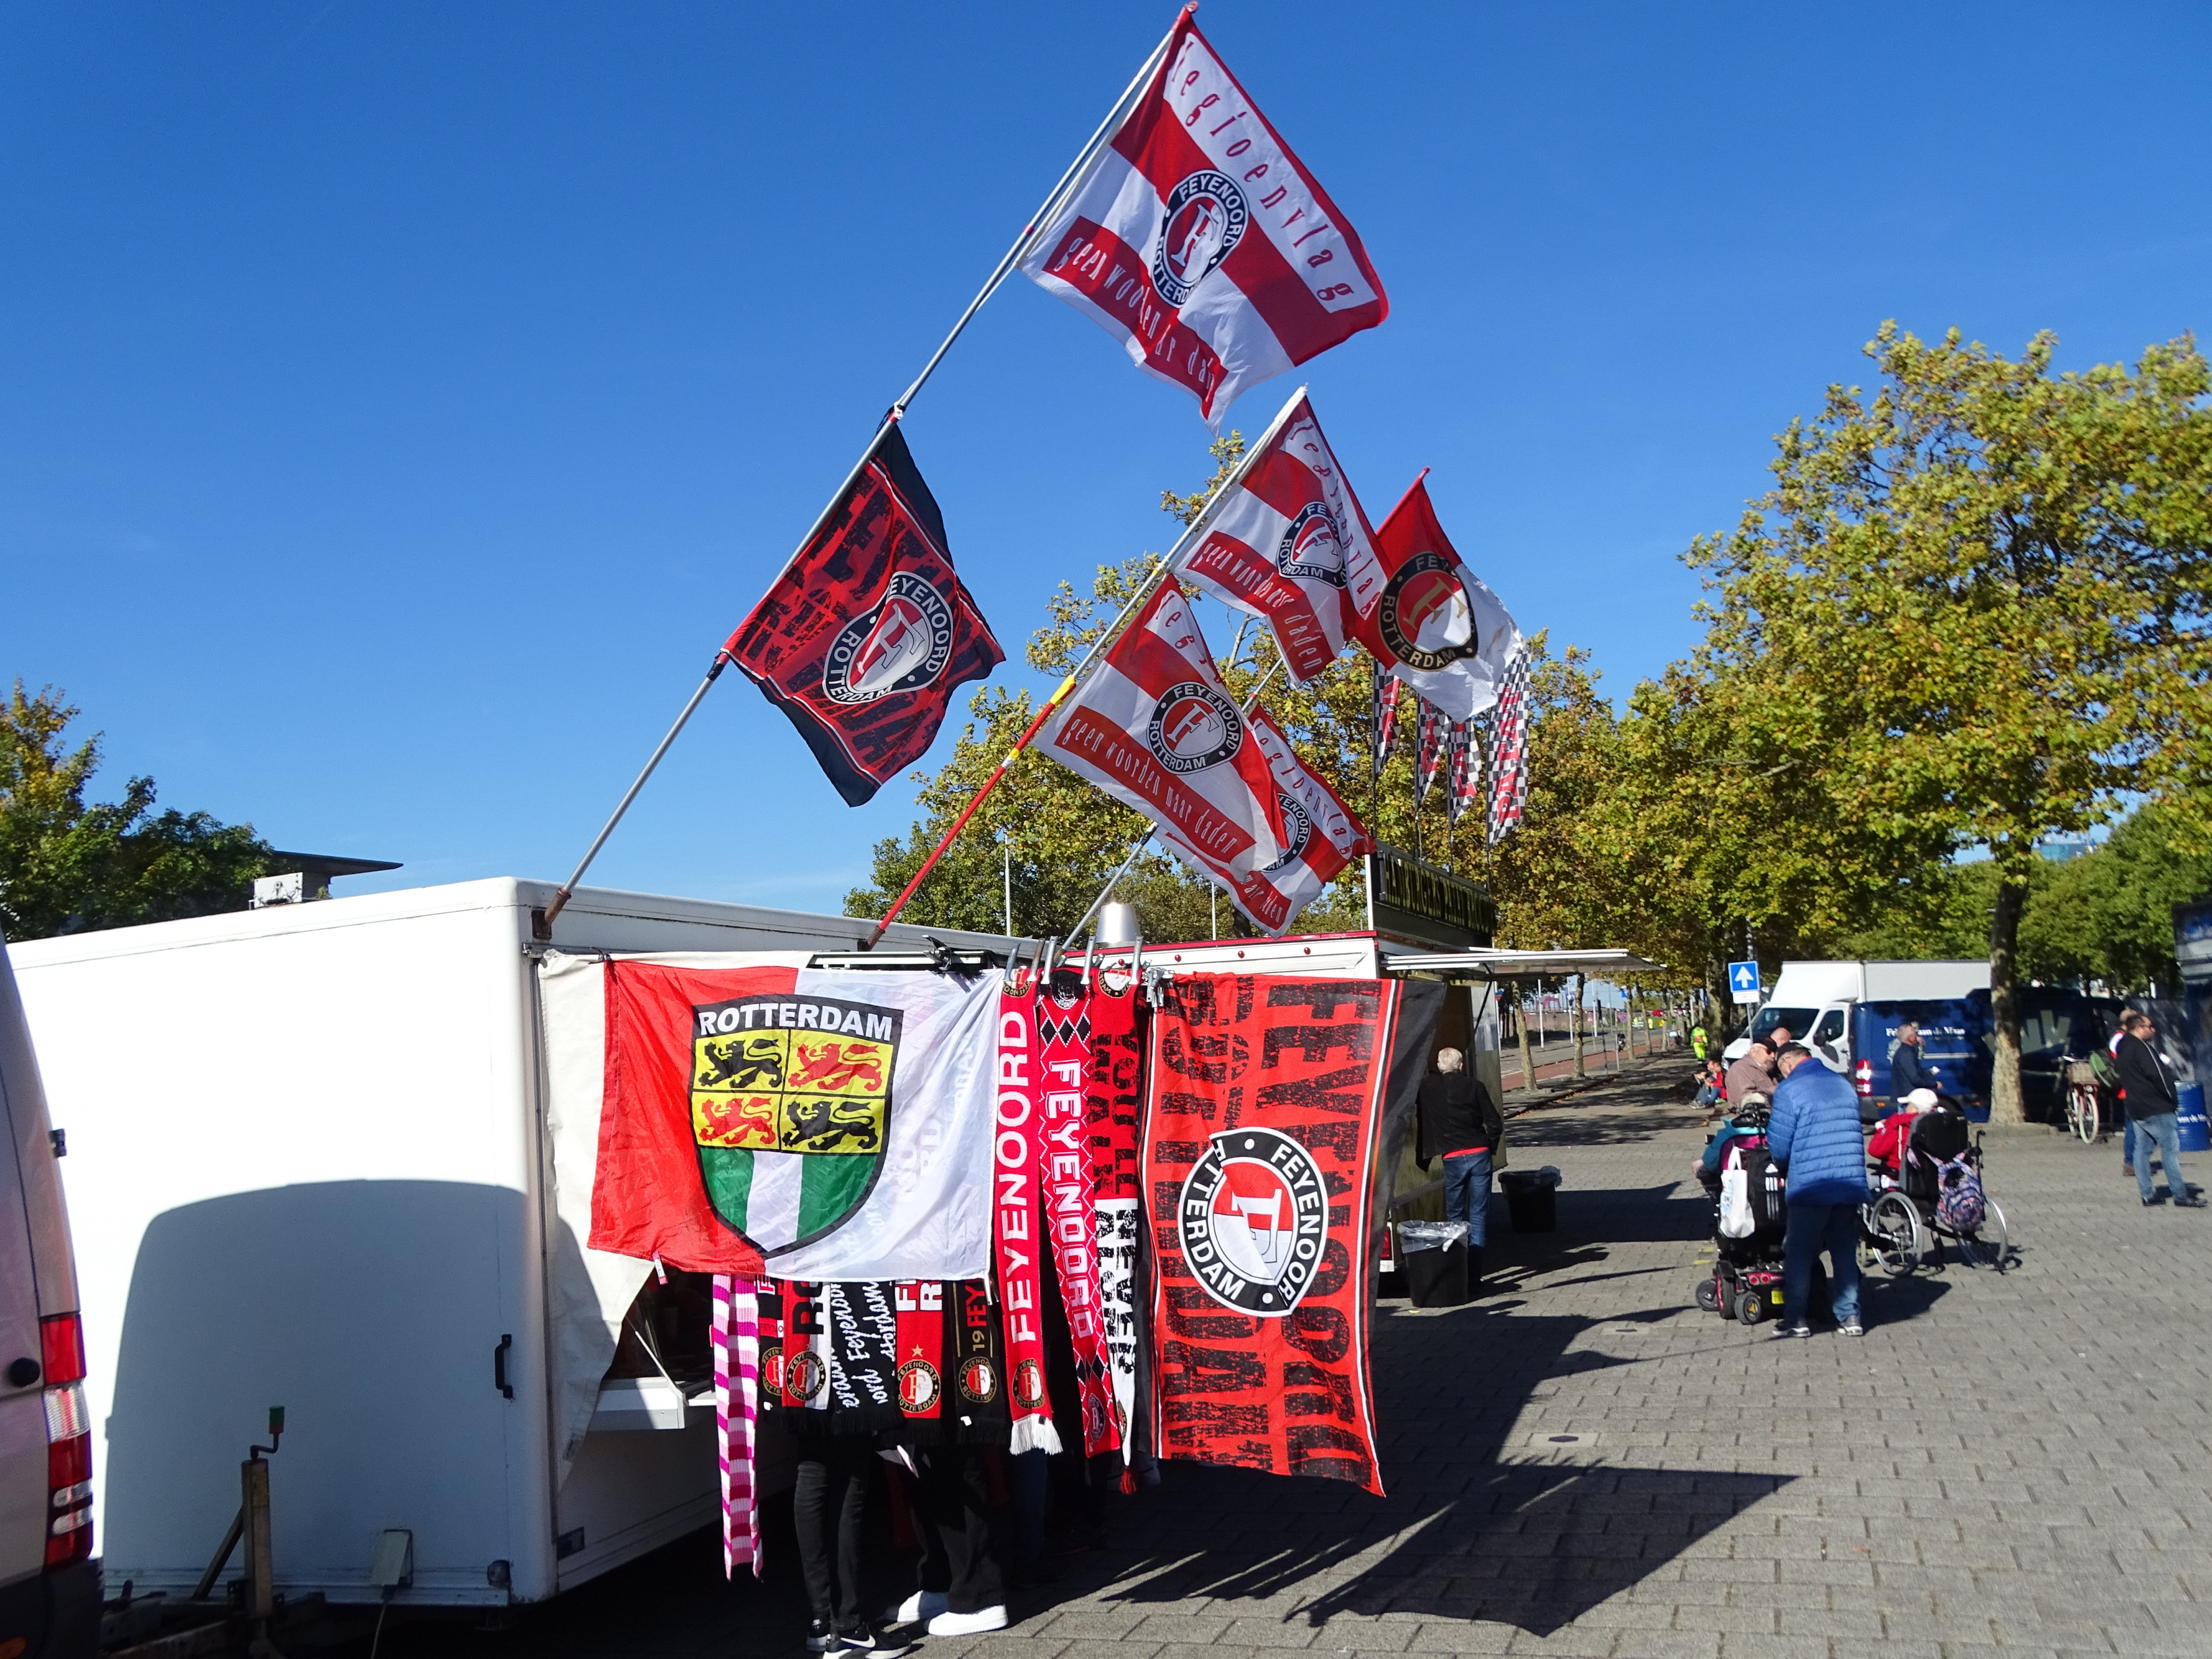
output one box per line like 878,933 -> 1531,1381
1719,1167 -> 1755,1238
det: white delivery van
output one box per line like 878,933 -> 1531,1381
7,879 -> 1021,1612
0,930 -> 99,1657
1722,960 -> 1990,1066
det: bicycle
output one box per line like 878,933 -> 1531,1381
2063,1059 -> 2103,1145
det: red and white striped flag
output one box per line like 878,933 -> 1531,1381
1487,641 -> 1534,844
1414,696 -> 1448,805
1038,581 -> 1283,880
1019,15 -> 1387,429
1201,706 -> 1372,936
1359,475 -> 1522,723
1173,392 -> 1381,684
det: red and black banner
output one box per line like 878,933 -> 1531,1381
1084,969 -> 1147,1468
1142,975 -> 1404,1495
727,426 -> 1003,807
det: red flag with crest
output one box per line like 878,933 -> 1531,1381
1355,475 -> 1521,724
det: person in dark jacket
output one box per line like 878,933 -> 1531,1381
1416,1047 -> 1505,1280
2115,1013 -> 2202,1208
1766,1044 -> 1869,1336
1888,1022 -> 1940,1100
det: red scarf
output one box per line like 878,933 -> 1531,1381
1037,979 -> 1119,1457
995,988 -> 1061,1454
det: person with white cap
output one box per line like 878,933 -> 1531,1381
1867,1087 -> 1941,1179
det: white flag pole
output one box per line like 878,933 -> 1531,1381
541,8 -> 1195,930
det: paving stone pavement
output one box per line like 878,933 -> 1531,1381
379,1059 -> 2212,1658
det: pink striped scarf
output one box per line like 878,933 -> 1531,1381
711,1275 -> 762,1577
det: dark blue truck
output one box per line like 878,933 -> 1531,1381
1844,988 -> 2117,1127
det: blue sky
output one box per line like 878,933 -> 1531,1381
5,2 -> 2208,915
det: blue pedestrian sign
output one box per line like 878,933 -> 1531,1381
1727,960 -> 1762,1004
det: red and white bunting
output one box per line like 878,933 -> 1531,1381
1194,706 -> 1372,937
1446,719 -> 1481,825
1038,581 -> 1283,879
1173,392 -> 1381,684
1414,696 -> 1448,805
1018,15 -> 1387,429
1487,641 -> 1535,845
1357,476 -> 1522,723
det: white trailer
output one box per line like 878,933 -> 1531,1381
7,878 -> 1020,1610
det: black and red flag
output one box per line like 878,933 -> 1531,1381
727,427 -> 1003,806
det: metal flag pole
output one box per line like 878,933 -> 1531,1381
860,387 -> 1308,947
539,9 -> 1192,931
1061,656 -> 1286,943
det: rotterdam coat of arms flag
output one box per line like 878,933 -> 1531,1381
589,961 -> 997,1282
1037,579 -> 1283,881
727,426 -> 1003,806
1018,15 -> 1387,429
1356,475 -> 1523,724
1173,393 -> 1382,684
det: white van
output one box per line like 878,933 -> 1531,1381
0,930 -> 100,1657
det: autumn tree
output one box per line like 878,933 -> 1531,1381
0,682 -> 272,938
1683,326 -> 2212,1119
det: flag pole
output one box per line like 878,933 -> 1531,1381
540,9 -> 1191,930
1060,656 -> 1286,945
861,387 -> 1307,947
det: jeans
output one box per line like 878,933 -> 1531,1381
1783,1200 -> 1861,1327
1443,1151 -> 1494,1248
2134,1112 -> 2188,1202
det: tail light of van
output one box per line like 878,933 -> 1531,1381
40,1313 -> 90,1569
1853,1059 -> 1874,1097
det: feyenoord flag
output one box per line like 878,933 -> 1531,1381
1215,707 -> 1371,937
1018,15 -> 1387,429
1446,720 -> 1481,826
1371,661 -> 1401,768
1038,579 -> 1282,880
1413,696 -> 1447,805
1082,971 -> 1146,1470
1487,639 -> 1534,845
1143,975 -> 1404,1494
589,962 -> 998,1281
1173,392 -> 1382,683
1356,475 -> 1522,723
728,426 -> 1004,806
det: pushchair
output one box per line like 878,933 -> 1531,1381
1693,1107 -> 1790,1324
1859,1104 -> 2011,1273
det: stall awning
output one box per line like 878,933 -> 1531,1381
1384,947 -> 1665,978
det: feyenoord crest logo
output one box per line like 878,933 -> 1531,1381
1012,1357 -> 1046,1412
1147,681 -> 1243,775
1378,552 -> 1480,671
1277,502 -> 1349,588
958,1356 -> 999,1403
786,1347 -> 827,1402
1153,171 -> 1248,306
1261,791 -> 1313,876
1179,1128 -> 1328,1317
897,1358 -> 941,1416
822,571 -> 957,705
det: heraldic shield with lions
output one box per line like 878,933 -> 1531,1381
589,960 -> 999,1282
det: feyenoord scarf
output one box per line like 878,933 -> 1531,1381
590,961 -> 995,1281
726,425 -> 1004,806
1083,971 -> 1146,1465
764,1279 -> 904,1442
891,1279 -> 1012,1445
1172,392 -> 1381,684
1036,979 -> 1119,1459
1143,974 -> 1400,1494
710,1277 -> 761,1577
995,990 -> 1063,1455
1017,13 -> 1387,429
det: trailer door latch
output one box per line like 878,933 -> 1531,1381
494,1334 -> 514,1399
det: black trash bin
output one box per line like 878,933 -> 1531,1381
1396,1222 -> 1471,1307
1501,1167 -> 1562,1233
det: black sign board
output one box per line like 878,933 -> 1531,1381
1365,845 -> 1495,950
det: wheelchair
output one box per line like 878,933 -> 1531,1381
1857,1105 -> 2011,1274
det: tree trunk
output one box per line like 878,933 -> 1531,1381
1988,872 -> 2029,1125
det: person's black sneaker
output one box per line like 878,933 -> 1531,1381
836,1620 -> 878,1652
2143,1194 -> 2162,1206
806,1618 -> 838,1653
1773,1322 -> 1812,1339
2175,1196 -> 2207,1210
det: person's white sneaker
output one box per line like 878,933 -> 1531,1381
926,1606 -> 1008,1637
885,1591 -> 948,1626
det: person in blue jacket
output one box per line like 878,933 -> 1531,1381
1765,1042 -> 1869,1337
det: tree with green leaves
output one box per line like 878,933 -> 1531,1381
1681,326 -> 2212,1118
1,682 -> 272,939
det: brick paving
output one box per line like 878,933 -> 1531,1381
379,1058 -> 2212,1658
